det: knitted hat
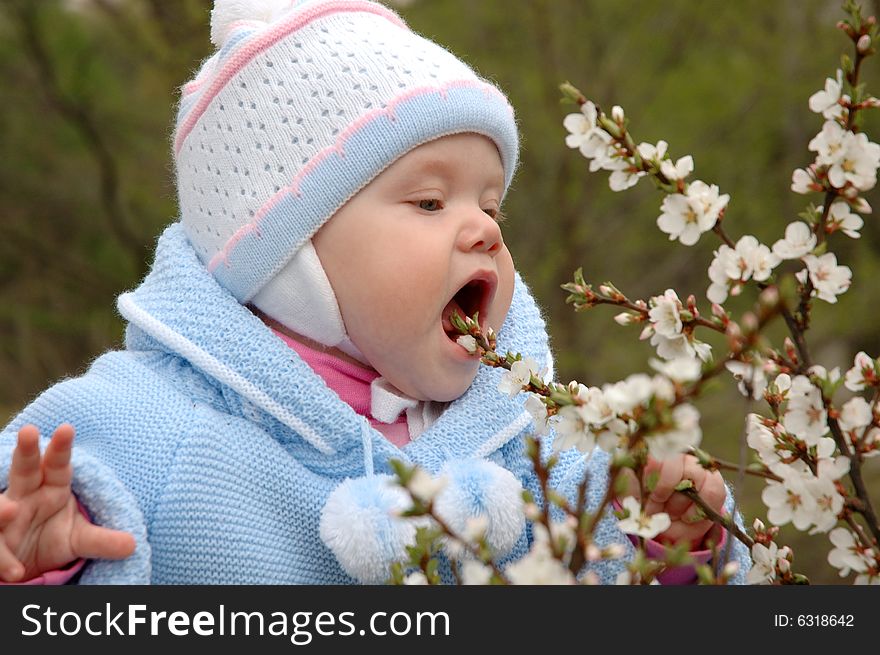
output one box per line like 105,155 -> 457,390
175,0 -> 519,335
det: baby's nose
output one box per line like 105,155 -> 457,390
458,208 -> 503,255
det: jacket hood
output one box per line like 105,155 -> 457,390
117,223 -> 552,476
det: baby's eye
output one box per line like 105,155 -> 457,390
483,208 -> 507,223
418,199 -> 444,211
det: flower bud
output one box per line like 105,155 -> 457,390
777,557 -> 791,574
742,311 -> 759,332
614,312 -> 635,326
611,105 -> 625,124
758,286 -> 779,308
842,184 -> 860,199
604,543 -> 626,559
778,545 -> 792,560
858,34 -> 872,53
523,502 -> 541,521
753,518 -> 765,533
456,335 -> 478,354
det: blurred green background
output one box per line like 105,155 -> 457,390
1,0 -> 878,583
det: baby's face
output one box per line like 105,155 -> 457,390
313,133 -> 515,402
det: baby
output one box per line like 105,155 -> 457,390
0,0 -> 749,584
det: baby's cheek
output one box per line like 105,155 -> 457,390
491,249 -> 516,329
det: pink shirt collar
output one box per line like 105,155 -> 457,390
271,329 -> 412,447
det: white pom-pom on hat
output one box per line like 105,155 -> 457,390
210,0 -> 295,47
434,459 -> 526,559
319,474 -> 425,584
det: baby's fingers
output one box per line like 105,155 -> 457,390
0,494 -> 19,529
6,425 -> 43,500
70,522 -> 136,561
41,424 -> 75,489
0,539 -> 25,582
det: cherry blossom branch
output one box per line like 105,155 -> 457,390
676,487 -> 754,549
689,447 -> 784,482
826,411 -> 880,544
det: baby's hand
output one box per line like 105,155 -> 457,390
0,424 -> 136,582
621,454 -> 727,550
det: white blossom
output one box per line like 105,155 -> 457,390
407,469 -> 448,503
746,414 -> 783,470
602,374 -> 655,415
650,331 -> 712,363
403,571 -> 429,585
783,375 -> 828,445
855,571 -> 880,585
746,542 -> 778,584
747,239 -> 781,281
726,358 -> 768,400
808,70 -> 847,120
844,351 -> 877,391
660,155 -> 694,181
456,335 -> 477,354
816,453 -> 850,482
606,154 -> 645,191
836,131 -> 880,190
554,404 -> 597,454
524,393 -> 551,436
617,496 -> 671,540
657,181 -> 729,246
460,560 -> 493,585
828,527 -> 870,576
596,417 -> 632,453
505,540 -> 575,585
705,236 -> 778,303
791,167 -> 816,194
805,476 -> 844,534
647,403 -> 702,460
809,120 -> 848,168
838,396 -> 872,434
810,121 -> 880,190
849,195 -> 872,214
650,374 -> 676,404
863,428 -> 880,458
825,200 -> 863,238
802,253 -> 852,303
498,357 -> 543,397
636,140 -> 667,163
648,288 -> 683,338
772,221 -> 817,260
762,474 -> 818,531
552,384 -> 613,453
808,364 -> 841,386
563,102 -> 602,156
707,244 -> 737,303
578,386 -> 615,425
649,356 -> 702,383
771,373 -> 792,396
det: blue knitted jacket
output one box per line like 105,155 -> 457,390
0,224 -> 750,584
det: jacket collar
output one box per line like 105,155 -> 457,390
117,223 -> 551,476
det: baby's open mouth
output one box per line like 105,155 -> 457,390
441,275 -> 496,341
